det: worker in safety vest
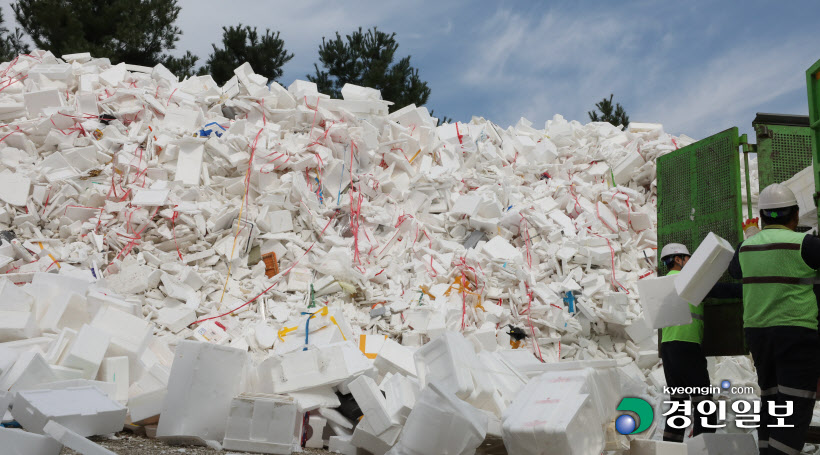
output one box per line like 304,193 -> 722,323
659,243 -> 717,442
728,183 -> 820,455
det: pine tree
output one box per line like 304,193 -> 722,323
0,9 -> 28,62
588,94 -> 629,128
12,0 -> 182,66
307,27 -> 430,112
202,25 -> 293,85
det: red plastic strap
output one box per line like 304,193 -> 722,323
524,283 -> 544,362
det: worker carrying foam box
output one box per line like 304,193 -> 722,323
659,243 -> 740,443
728,183 -> 820,455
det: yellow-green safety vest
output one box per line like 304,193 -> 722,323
739,226 -> 819,330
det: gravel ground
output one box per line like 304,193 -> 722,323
60,432 -> 333,455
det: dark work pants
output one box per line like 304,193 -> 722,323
660,341 -> 717,442
746,327 -> 820,455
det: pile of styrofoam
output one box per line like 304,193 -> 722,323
0,50 -> 775,454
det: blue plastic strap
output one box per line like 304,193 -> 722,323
300,309 -> 322,351
563,291 -> 575,313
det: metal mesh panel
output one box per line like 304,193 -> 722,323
695,135 -> 738,217
656,128 -> 744,356
657,152 -> 691,225
657,128 -> 743,259
757,124 -> 812,189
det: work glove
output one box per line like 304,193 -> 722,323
743,218 -> 760,239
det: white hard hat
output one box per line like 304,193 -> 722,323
758,183 -> 798,210
660,243 -> 690,260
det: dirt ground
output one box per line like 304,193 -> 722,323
60,432 -> 334,455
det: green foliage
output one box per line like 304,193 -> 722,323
202,25 -> 293,85
162,51 -> 199,79
0,9 -> 28,62
588,94 -> 629,128
430,110 -> 452,126
307,27 -> 430,112
11,0 -> 182,66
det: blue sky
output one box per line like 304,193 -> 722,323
3,0 -> 818,140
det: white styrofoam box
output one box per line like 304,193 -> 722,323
155,305 -> 196,333
305,414 -> 326,449
374,339 -> 417,377
629,439 -> 687,455
625,316 -> 653,344
163,105 -> 201,132
128,388 -> 166,424
636,350 -> 659,369
24,89 -> 63,117
631,211 -> 653,232
597,202 -> 619,232
29,63 -> 72,80
342,83 -> 382,101
43,420 -> 116,455
38,292 -> 88,334
60,324 -> 110,379
131,188 -> 170,206
156,341 -> 248,444
174,138 -> 206,186
98,63 -> 126,86
0,278 -> 33,311
612,149 -> 645,186
531,363 -> 621,425
685,433 -> 757,454
328,435 -> 360,455
349,375 -> 396,435
90,306 -> 153,371
223,394 -> 302,455
391,382 -> 488,455
0,170 -> 30,206
77,93 -> 99,116
0,351 -> 57,392
12,386 -> 126,436
502,383 -> 602,455
474,351 -> 528,412
414,331 -> 477,400
482,235 -> 523,263
267,209 -> 294,234
784,165 -> 817,226
637,275 -> 691,329
351,415 -> 401,455
452,194 -> 481,217
0,427 -> 63,455
674,232 -> 735,306
0,310 -> 39,342
25,380 -> 117,402
383,373 -> 420,424
46,327 -> 78,365
97,357 -> 128,403
264,343 -> 352,394
48,366 -> 85,382
287,386 -> 340,412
